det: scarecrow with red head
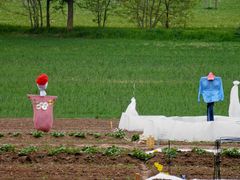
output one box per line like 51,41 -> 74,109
28,73 -> 57,132
36,74 -> 48,96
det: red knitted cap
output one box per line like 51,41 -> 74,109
36,74 -> 48,85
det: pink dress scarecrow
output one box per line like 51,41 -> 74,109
28,74 -> 57,132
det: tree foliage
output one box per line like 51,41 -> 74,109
22,0 -> 43,29
121,0 -> 198,28
160,0 -> 198,28
0,0 -> 198,29
79,0 -> 118,27
121,0 -> 164,29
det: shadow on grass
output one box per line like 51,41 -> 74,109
0,24 -> 239,42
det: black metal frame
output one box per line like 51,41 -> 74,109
213,137 -> 240,179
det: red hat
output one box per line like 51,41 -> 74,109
207,72 -> 215,80
36,74 -> 48,85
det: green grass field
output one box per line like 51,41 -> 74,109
0,35 -> 240,118
0,0 -> 239,118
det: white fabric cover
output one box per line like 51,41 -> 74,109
229,81 -> 240,117
119,82 -> 240,141
119,97 -> 142,130
146,173 -> 183,180
143,115 -> 240,141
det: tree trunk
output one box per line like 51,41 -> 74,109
142,0 -> 146,28
145,0 -> 149,28
37,0 -> 43,28
103,0 -> 111,28
34,0 -> 39,28
152,0 -> 162,28
164,0 -> 170,28
46,0 -> 51,28
67,0 -> 73,31
149,0 -> 155,29
27,0 -> 33,28
97,0 -> 101,27
136,1 -> 141,28
30,0 -> 38,29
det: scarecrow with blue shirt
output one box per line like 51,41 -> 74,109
198,72 -> 224,121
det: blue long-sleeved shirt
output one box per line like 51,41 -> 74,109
198,76 -> 224,103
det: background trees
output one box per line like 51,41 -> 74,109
46,0 -> 51,28
0,0 -> 199,30
79,0 -> 118,28
22,0 -> 43,29
204,0 -> 219,9
67,0 -> 73,30
51,0 -> 74,30
121,0 -> 164,29
161,0 -> 197,28
121,0 -> 197,29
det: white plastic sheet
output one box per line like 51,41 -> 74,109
119,82 -> 240,141
119,97 -> 142,131
146,172 -> 183,180
142,115 -> 240,141
229,81 -> 240,117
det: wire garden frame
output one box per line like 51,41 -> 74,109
213,137 -> 240,179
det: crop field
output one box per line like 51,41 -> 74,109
0,0 -> 240,179
0,118 -> 240,179
0,35 -> 240,118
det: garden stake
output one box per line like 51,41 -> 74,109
213,140 -> 221,179
135,173 -> 140,180
146,136 -> 155,149
168,140 -> 172,174
133,83 -> 136,97
110,121 -> 113,129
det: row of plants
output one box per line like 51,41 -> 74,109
48,144 -> 124,156
0,130 -> 141,141
0,143 -> 150,160
0,144 -> 38,156
1,143 -> 240,161
160,147 -> 240,158
1,131 -> 239,158
0,143 -> 155,161
0,132 -> 22,138
222,148 -> 240,158
0,144 -> 123,156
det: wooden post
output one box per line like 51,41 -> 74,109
135,173 -> 141,180
146,136 -> 155,149
110,121 -> 113,129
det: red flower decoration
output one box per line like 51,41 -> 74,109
36,74 -> 48,85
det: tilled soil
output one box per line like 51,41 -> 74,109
0,118 -> 240,179
147,152 -> 240,179
0,152 -> 143,179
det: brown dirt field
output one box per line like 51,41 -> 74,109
0,152 -> 143,180
147,152 -> 240,179
0,118 -> 240,179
